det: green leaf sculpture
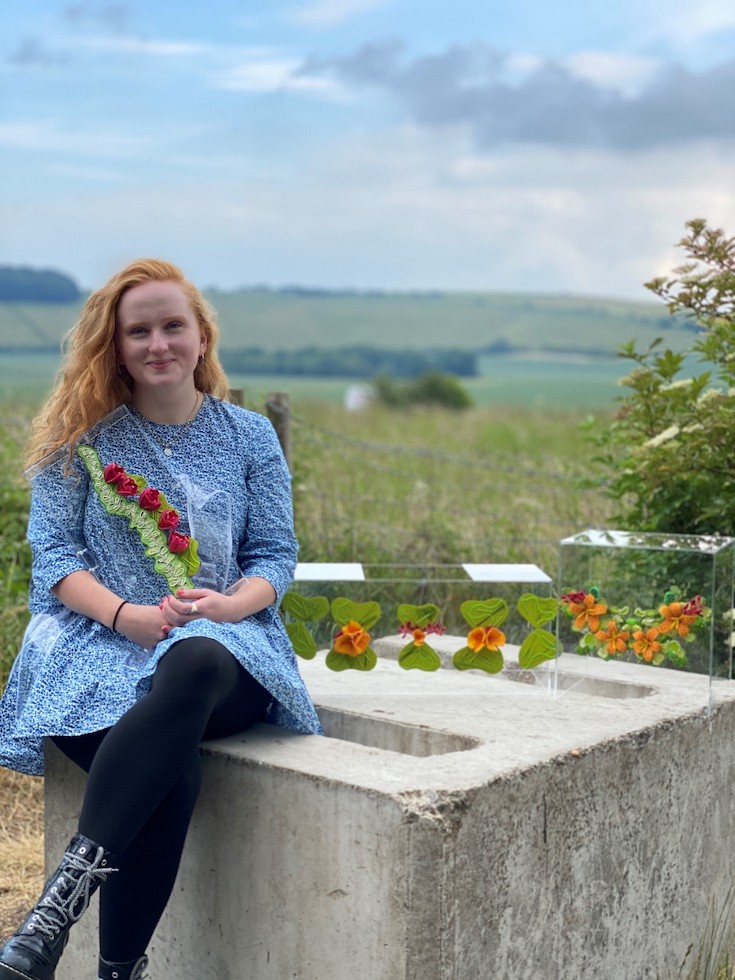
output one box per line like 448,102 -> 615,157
453,598 -> 508,673
453,647 -> 504,674
286,621 -> 318,659
396,602 -> 442,672
281,592 -> 330,622
518,629 -> 557,669
281,592 -> 330,660
396,603 -> 440,627
460,598 -> 509,628
327,597 -> 381,671
517,594 -> 558,628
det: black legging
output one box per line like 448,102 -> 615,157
52,637 -> 271,963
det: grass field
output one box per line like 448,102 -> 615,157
0,349 -> 638,410
0,288 -> 693,356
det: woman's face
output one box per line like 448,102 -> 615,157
115,280 -> 206,396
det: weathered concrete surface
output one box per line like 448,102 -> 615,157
47,639 -> 735,980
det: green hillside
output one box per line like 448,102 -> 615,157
0,289 -> 694,355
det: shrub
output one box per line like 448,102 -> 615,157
590,219 -> 735,535
372,371 -> 472,410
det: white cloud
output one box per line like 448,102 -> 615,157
5,125 -> 734,299
70,35 -> 211,57
562,51 -> 662,96
216,55 -> 344,95
0,121 -> 149,157
288,0 -> 389,27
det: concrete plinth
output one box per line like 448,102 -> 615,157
47,639 -> 735,980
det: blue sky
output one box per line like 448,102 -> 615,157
1,0 -> 734,298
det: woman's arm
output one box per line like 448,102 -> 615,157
53,570 -> 169,647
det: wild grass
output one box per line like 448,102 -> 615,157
0,767 -> 43,941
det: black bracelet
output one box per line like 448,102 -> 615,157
111,600 -> 128,633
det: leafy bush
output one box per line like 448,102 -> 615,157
590,219 -> 735,535
373,371 -> 473,410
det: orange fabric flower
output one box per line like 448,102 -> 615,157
658,601 -> 698,638
594,622 -> 631,656
333,620 -> 371,656
632,627 -> 662,662
467,625 -> 506,652
412,628 -> 427,647
568,593 -> 608,633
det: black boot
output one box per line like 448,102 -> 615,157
98,955 -> 149,980
0,833 -> 116,980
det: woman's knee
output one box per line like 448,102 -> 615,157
152,638 -> 239,697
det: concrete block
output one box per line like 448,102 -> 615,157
47,639 -> 735,980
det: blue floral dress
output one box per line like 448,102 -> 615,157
0,396 -> 322,776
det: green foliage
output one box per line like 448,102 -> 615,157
221,345 -> 477,378
373,371 -> 473,410
590,219 -> 735,534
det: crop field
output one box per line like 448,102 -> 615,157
0,289 -> 693,355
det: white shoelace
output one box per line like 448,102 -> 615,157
27,845 -> 117,939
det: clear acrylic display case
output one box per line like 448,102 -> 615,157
557,530 -> 735,696
287,562 -> 555,672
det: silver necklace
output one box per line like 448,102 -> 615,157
137,391 -> 201,456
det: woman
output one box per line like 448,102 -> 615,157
0,259 -> 321,980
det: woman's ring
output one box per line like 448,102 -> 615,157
190,602 -> 199,615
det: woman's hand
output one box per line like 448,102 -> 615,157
163,578 -> 277,627
162,588 -> 239,626
114,602 -> 171,648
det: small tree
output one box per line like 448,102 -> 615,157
591,219 -> 735,535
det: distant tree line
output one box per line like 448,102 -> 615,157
220,346 -> 478,378
0,266 -> 81,303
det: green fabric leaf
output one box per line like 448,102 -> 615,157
330,597 -> 381,629
517,594 -> 558,628
518,628 -> 557,668
460,598 -> 509,628
452,645 -> 504,673
396,603 -> 440,627
325,646 -> 378,671
282,592 -> 330,622
77,445 -> 195,591
286,621 -> 317,659
398,642 -> 441,671
179,538 -> 201,576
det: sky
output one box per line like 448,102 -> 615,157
1,0 -> 735,299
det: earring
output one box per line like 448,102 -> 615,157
198,353 -> 205,364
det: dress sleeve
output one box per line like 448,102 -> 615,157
27,456 -> 89,604
236,415 -> 298,605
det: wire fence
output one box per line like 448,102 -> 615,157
269,399 -> 614,577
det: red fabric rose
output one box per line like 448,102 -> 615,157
168,531 -> 190,554
115,477 -> 140,497
138,487 -> 162,511
103,463 -> 125,484
157,509 -> 180,531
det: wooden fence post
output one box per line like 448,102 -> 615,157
266,392 -> 292,472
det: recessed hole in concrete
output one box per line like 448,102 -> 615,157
318,707 -> 481,756
504,667 -> 654,700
